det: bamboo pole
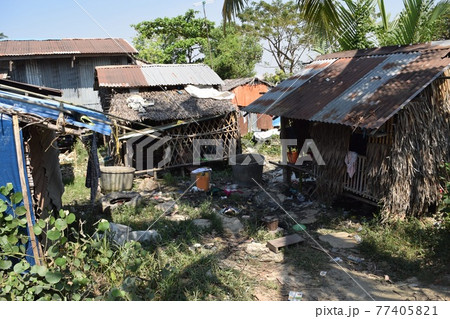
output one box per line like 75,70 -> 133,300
12,115 -> 42,266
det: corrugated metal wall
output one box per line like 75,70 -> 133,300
10,56 -> 128,111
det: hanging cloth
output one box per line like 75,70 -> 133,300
344,151 -> 358,179
85,133 -> 100,205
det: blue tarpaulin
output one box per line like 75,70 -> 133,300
0,114 -> 40,266
0,90 -> 111,135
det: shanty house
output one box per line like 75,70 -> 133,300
0,81 -> 111,265
245,41 -> 450,219
94,64 -> 239,172
0,38 -> 137,111
221,77 -> 274,135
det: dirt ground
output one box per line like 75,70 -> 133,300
119,154 -> 450,301
176,159 -> 450,301
215,236 -> 450,301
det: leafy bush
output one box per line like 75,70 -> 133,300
0,183 -> 153,300
1,184 -> 253,301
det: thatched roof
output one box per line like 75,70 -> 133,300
108,89 -> 235,122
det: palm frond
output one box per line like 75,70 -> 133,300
378,0 -> 389,31
222,0 -> 247,25
336,0 -> 377,50
390,0 -> 449,45
297,0 -> 340,39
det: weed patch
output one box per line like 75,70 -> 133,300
359,218 -> 450,282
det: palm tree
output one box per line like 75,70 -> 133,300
297,0 -> 450,51
387,0 -> 450,45
222,0 -> 248,25
296,0 -> 341,43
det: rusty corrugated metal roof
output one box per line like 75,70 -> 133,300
245,40 -> 450,130
0,38 -> 137,57
95,64 -> 224,88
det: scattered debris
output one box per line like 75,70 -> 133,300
266,233 -> 304,253
261,215 -> 279,231
347,255 -> 364,263
189,243 -> 203,252
219,206 -> 240,216
101,192 -> 141,215
288,291 -> 303,301
223,185 -> 242,196
320,271 -> 327,277
127,230 -> 160,244
332,257 -> 343,263
204,243 -> 215,250
106,222 -> 160,245
354,234 -> 362,243
292,224 -> 306,231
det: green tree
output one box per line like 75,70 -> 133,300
0,33 -> 6,39
209,25 -> 263,79
239,0 -> 314,74
263,69 -> 290,85
132,9 -> 213,64
132,10 -> 262,79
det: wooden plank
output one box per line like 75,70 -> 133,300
266,233 -> 304,253
12,115 -> 42,266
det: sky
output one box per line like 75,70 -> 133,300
1,0 -> 407,75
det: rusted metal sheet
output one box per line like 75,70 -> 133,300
96,65 -> 148,88
244,59 -> 336,115
318,40 -> 450,60
273,56 -> 388,120
246,41 -> 450,130
0,38 -> 137,57
232,82 -> 269,107
96,64 -> 224,88
310,53 -> 421,125
346,49 -> 450,129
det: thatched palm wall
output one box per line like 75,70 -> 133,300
310,122 -> 351,202
367,70 -> 450,220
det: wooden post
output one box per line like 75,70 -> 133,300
12,115 -> 42,266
